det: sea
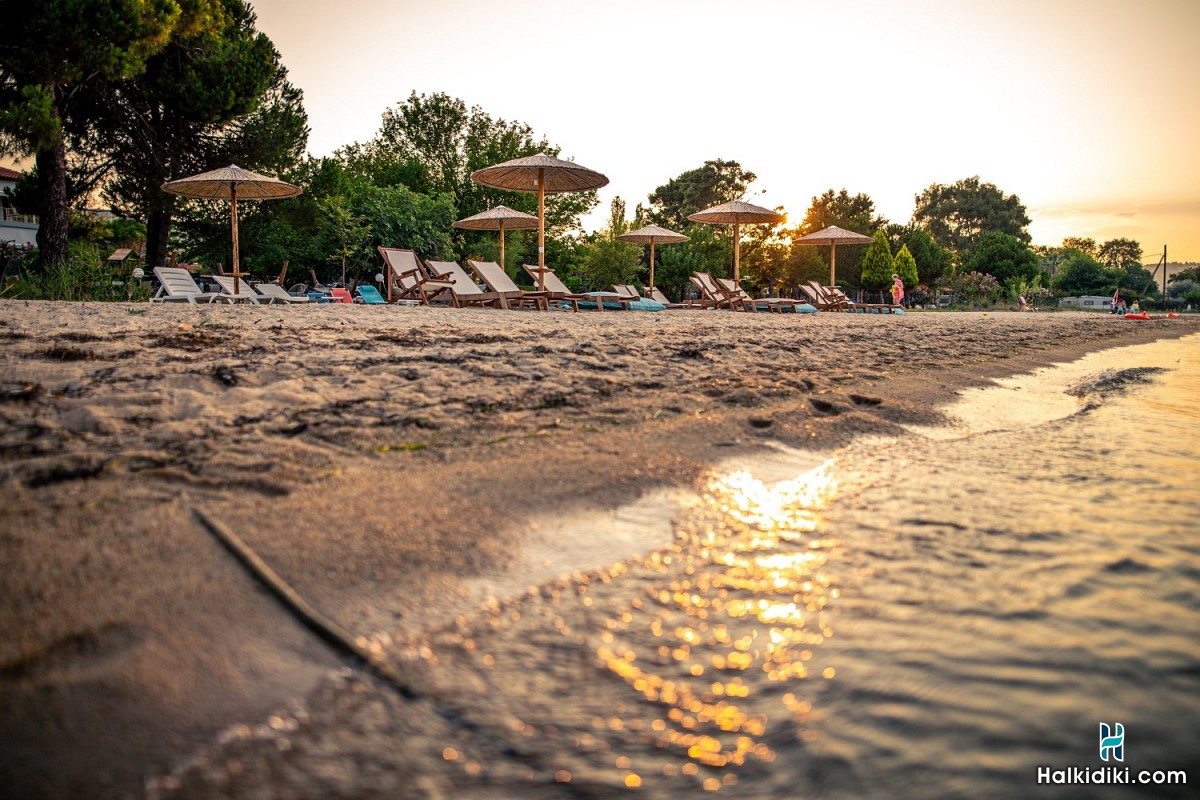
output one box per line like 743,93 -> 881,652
161,332 -> 1200,799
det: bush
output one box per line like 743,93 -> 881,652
1,243 -> 151,302
946,270 -> 1001,307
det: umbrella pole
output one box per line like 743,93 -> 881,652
231,185 -> 240,293
830,244 -> 837,288
537,168 -> 546,291
498,220 -> 505,276
733,222 -> 741,283
649,239 -> 656,293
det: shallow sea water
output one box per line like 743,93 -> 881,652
161,334 -> 1200,799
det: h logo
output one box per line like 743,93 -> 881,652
1099,723 -> 1124,762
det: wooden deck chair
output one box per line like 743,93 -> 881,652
518,263 -> 609,311
466,260 -> 550,310
425,260 -> 512,309
717,278 -> 805,313
691,272 -> 750,311
809,282 -> 897,313
649,286 -> 700,309
211,274 -> 261,304
253,282 -> 310,303
150,267 -> 227,304
799,283 -> 847,311
378,247 -> 455,305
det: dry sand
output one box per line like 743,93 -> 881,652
0,299 -> 1193,798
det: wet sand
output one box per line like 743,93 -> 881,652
0,300 -> 1193,798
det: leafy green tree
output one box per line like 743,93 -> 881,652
317,195 -> 371,285
341,92 -> 596,259
912,176 -> 1031,258
1061,236 -> 1097,256
884,224 -> 952,286
791,189 -> 883,290
962,230 -> 1040,285
1050,251 -> 1118,296
647,159 -> 755,232
0,0 -> 180,267
893,244 -> 919,292
1097,237 -> 1143,272
91,0 -> 304,266
656,224 -> 728,301
859,229 -> 894,299
578,197 -> 643,290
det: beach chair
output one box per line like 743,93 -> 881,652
799,283 -> 846,311
716,278 -> 808,313
210,274 -> 263,304
466,260 -> 551,310
425,260 -> 514,309
330,288 -> 354,304
378,247 -> 455,305
356,284 -> 387,304
150,267 -> 227,304
648,287 -> 691,309
690,272 -> 750,311
253,282 -> 310,303
809,282 -> 899,313
520,264 -> 598,311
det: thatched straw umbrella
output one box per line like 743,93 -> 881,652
616,224 -> 689,292
793,225 -> 873,286
470,154 -> 608,291
162,164 -> 301,292
688,200 -> 784,283
452,205 -> 538,272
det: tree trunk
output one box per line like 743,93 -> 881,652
145,201 -> 174,268
34,140 -> 70,269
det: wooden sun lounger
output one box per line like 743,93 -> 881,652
379,247 -> 456,305
467,260 -> 550,310
521,264 -> 604,312
691,272 -> 751,310
717,278 -> 806,313
425,260 -> 515,309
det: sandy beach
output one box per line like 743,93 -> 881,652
0,300 -> 1193,798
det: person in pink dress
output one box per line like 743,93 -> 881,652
890,273 -> 905,306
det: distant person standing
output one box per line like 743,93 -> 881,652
891,273 -> 905,306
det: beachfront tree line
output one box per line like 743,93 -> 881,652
0,3 -> 1176,306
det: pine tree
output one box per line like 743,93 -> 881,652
894,244 -> 919,289
859,229 -> 894,298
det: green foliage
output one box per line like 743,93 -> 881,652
577,198 -> 643,290
1170,265 -> 1200,284
884,224 -> 951,286
893,244 -> 919,289
94,0 -> 305,266
1061,236 -> 1097,256
946,270 -> 1001,306
1050,251 -> 1118,296
1,0 -> 182,266
317,195 -> 371,284
340,92 -> 595,262
962,230 -> 1040,285
912,176 -> 1031,258
647,160 -> 755,232
1,243 -> 150,301
790,189 -> 881,290
656,225 -> 729,300
1097,237 -> 1143,272
859,230 -> 894,291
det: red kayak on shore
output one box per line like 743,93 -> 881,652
1124,312 -> 1149,320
